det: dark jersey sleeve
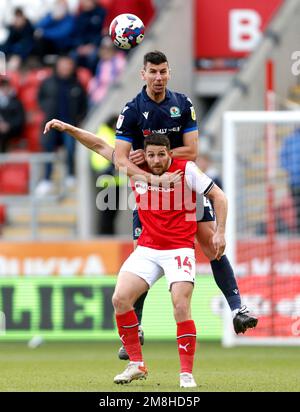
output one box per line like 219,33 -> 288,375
115,105 -> 139,145
181,96 -> 198,134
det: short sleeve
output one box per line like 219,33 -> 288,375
115,105 -> 139,144
185,161 -> 214,195
182,97 -> 198,134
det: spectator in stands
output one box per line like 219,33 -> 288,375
35,56 -> 87,196
33,0 -> 75,59
0,8 -> 34,71
70,0 -> 106,73
280,128 -> 300,233
91,114 -> 126,234
0,77 -> 25,153
88,36 -> 126,106
102,0 -> 155,33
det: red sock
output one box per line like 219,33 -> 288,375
177,320 -> 196,373
116,310 -> 143,362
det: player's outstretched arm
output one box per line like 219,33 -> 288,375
44,119 -> 114,162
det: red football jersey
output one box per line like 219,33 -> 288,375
132,159 -> 197,250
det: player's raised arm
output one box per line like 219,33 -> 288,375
44,119 -> 114,162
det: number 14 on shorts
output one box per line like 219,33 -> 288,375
174,256 -> 192,275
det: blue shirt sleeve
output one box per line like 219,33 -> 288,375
115,105 -> 139,144
181,96 -> 198,134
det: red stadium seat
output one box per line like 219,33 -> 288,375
0,163 -> 29,194
77,67 -> 92,90
0,204 -> 6,225
24,122 -> 43,152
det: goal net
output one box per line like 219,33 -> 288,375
222,111 -> 300,346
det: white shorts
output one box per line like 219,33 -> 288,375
119,246 -> 196,290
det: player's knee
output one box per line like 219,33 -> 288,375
112,292 -> 130,313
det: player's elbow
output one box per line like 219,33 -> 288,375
186,147 -> 197,161
189,152 -> 197,161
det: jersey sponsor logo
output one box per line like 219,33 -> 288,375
116,114 -> 124,129
135,181 -> 148,195
190,106 -> 196,121
142,127 -> 181,136
143,129 -> 152,136
142,111 -> 149,119
135,181 -> 175,194
170,106 -> 181,118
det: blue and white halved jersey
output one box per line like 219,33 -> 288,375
115,86 -> 198,150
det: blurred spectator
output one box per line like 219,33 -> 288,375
91,114 -> 126,234
196,152 -> 222,188
280,128 -> 300,233
33,0 -> 75,59
88,36 -> 126,106
102,0 -> 155,33
36,56 -> 87,196
70,0 -> 106,73
0,77 -> 25,153
0,8 -> 34,70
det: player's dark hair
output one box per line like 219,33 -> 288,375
143,51 -> 168,67
144,134 -> 170,151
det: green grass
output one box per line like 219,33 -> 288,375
0,341 -> 299,392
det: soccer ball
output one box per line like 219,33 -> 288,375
109,13 -> 145,50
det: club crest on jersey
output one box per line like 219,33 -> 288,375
116,114 -> 124,129
134,227 -> 142,237
190,106 -> 196,121
135,181 -> 148,195
170,106 -> 181,118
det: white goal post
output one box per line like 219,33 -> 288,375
222,111 -> 300,347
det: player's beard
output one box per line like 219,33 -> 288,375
151,166 -> 164,175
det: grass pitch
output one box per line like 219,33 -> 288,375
0,341 -> 299,392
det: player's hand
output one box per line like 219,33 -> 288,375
153,170 -> 183,187
212,231 -> 226,260
43,119 -> 69,134
129,149 -> 145,165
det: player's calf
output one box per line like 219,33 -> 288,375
118,325 -> 144,360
